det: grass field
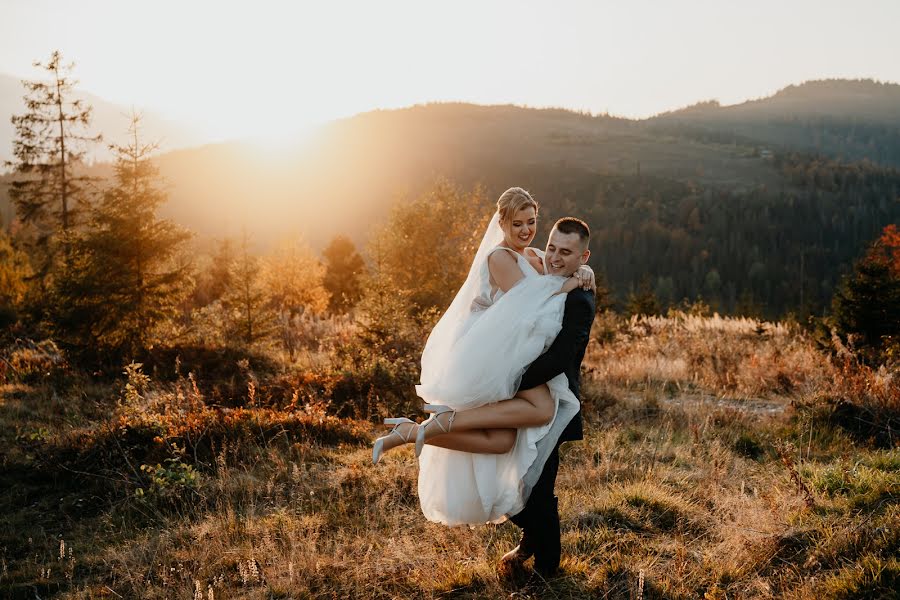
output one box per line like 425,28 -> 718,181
1,313 -> 898,599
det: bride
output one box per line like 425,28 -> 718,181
372,187 -> 591,525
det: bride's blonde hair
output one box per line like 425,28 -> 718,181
497,187 -> 538,223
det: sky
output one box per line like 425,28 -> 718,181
1,0 -> 899,143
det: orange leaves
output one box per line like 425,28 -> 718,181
878,224 -> 900,277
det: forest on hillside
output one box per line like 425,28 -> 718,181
3,55 -> 900,357
4,76 -> 900,320
651,79 -> 900,167
532,153 -> 900,319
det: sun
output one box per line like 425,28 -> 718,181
243,120 -> 326,162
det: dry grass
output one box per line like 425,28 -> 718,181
1,314 -> 899,599
587,311 -> 831,399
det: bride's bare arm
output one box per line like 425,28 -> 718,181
487,250 -> 525,292
554,276 -> 582,295
552,265 -> 595,295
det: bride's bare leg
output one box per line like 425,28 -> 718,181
446,385 -> 555,431
420,384 -> 555,448
426,428 -> 517,454
375,385 -> 550,458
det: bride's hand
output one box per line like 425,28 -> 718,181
574,264 -> 596,291
555,276 -> 581,295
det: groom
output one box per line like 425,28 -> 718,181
501,216 -> 596,579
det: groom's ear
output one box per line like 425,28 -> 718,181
580,248 -> 591,264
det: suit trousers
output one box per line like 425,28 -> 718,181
509,442 -> 561,574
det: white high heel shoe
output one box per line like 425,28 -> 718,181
372,417 -> 416,465
415,405 -> 456,457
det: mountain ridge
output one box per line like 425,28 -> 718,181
0,73 -> 206,166
2,78 -> 900,317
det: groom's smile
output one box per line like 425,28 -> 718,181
545,228 -> 590,277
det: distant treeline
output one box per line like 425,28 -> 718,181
529,153 -> 900,319
3,61 -> 900,328
648,118 -> 900,168
649,78 -> 900,168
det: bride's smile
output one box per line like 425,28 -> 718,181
502,205 -> 537,253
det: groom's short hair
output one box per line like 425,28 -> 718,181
553,217 -> 590,248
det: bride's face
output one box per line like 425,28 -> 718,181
501,206 -> 537,252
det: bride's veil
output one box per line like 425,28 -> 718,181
419,211 -> 504,388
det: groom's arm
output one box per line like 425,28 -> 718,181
519,290 -> 594,390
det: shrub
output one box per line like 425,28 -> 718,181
2,338 -> 69,384
36,366 -> 370,506
816,357 -> 900,448
827,225 -> 900,366
732,431 -> 765,460
136,457 -> 201,504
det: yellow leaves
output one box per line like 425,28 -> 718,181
0,231 -> 31,308
261,236 -> 329,316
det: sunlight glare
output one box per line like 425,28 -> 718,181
243,120 -> 326,163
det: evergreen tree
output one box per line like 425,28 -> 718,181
0,229 -> 31,327
367,180 -> 490,316
653,275 -> 675,311
261,236 -> 329,359
322,235 -> 366,313
594,270 -> 615,313
191,238 -> 235,307
222,230 -> 272,346
5,51 -> 101,282
626,276 -> 661,316
829,225 -> 900,364
50,113 -> 190,357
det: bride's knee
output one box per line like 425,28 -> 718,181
526,394 -> 555,426
487,429 -> 516,454
520,385 -> 555,426
536,398 -> 555,425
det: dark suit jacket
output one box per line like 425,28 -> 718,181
518,287 -> 595,442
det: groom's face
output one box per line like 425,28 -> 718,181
545,229 -> 590,277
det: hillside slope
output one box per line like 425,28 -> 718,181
650,79 -> 900,166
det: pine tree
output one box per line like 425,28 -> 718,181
208,239 -> 236,300
5,51 -> 101,282
594,270 -> 615,313
222,230 -> 273,346
261,236 -> 328,359
0,229 -> 31,327
50,113 -> 190,357
322,235 -> 366,313
367,180 -> 490,316
626,276 -> 661,316
191,238 -> 236,307
829,227 -> 900,364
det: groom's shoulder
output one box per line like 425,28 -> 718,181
565,288 -> 596,316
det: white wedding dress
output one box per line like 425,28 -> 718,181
415,213 -> 580,526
